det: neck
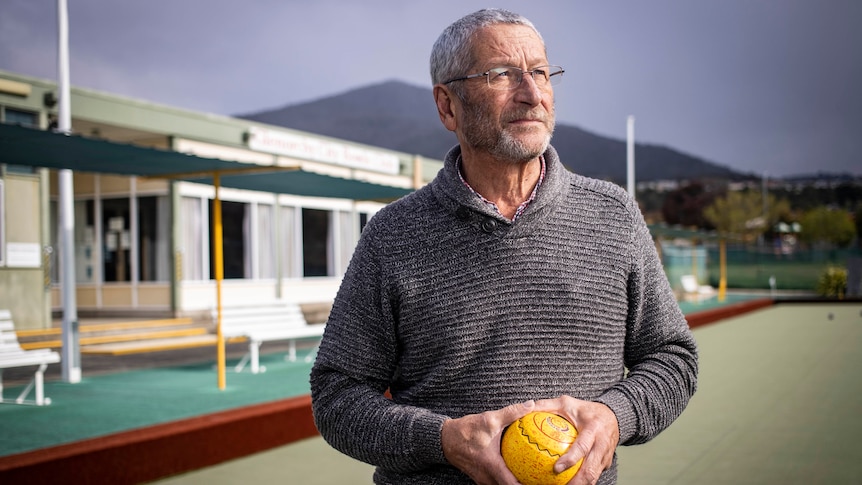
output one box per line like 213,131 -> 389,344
460,153 -> 542,219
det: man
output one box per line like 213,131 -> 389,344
310,8 -> 697,485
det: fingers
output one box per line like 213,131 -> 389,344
531,397 -> 620,485
500,399 -> 536,424
441,400 -> 538,485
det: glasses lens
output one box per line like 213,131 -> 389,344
486,66 -> 563,90
487,67 -> 519,90
533,66 -> 563,87
547,66 -> 563,86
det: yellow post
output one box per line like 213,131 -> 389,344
718,238 -> 727,302
213,173 -> 226,390
691,245 -> 698,281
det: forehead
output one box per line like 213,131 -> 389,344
470,24 -> 547,67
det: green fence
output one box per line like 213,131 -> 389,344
705,246 -> 860,290
660,242 -> 861,291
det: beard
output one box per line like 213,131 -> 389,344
460,99 -> 555,163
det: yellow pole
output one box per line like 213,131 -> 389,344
718,238 -> 727,302
213,173 -> 226,390
691,245 -> 698,281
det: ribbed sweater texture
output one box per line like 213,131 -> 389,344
310,144 -> 698,484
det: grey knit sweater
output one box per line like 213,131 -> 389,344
310,144 -> 698,484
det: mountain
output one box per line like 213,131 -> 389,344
236,80 -> 745,183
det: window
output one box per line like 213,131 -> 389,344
102,198 -> 130,282
138,196 -> 170,282
2,107 -> 37,127
336,209 -> 356,276
0,179 -> 4,266
302,208 -> 330,277
2,108 -> 39,174
279,205 -> 299,279
180,196 -> 205,281
209,200 -> 248,279
50,199 -> 97,283
257,203 -> 276,279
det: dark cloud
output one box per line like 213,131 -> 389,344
1,0 -> 859,176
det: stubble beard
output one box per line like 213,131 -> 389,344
461,99 -> 555,164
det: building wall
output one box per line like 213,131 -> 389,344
0,172 -> 51,328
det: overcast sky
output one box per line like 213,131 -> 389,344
1,0 -> 860,177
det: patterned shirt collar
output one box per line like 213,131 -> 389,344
456,155 -> 546,222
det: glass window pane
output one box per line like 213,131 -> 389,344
302,208 -> 330,277
258,204 -> 275,279
280,205 -> 298,279
181,197 -> 203,281
209,200 -> 247,279
138,196 -> 170,282
102,198 -> 130,282
337,210 -> 355,276
3,108 -> 37,127
0,181 -> 4,266
74,200 -> 96,283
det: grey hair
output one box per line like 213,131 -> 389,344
430,9 -> 544,98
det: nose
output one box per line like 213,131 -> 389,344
514,71 -> 543,105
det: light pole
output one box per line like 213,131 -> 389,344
57,0 -> 81,383
627,115 -> 635,200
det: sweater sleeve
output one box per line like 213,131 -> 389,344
309,227 -> 449,472
595,201 -> 699,445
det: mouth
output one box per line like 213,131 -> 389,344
506,111 -> 547,126
507,118 -> 547,130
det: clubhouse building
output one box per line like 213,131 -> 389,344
0,69 -> 442,328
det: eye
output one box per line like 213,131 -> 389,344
489,67 -> 511,79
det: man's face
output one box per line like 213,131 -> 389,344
457,24 -> 556,163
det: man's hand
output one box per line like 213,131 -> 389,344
441,400 -> 536,485
533,396 -> 620,485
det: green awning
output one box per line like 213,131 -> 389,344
0,123 -> 413,201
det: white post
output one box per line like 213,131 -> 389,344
57,0 -> 81,383
626,115 -> 635,199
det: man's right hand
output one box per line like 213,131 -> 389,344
441,400 -> 536,485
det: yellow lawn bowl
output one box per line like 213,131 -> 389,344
501,411 -> 582,485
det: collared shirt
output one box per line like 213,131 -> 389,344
456,155 -> 546,222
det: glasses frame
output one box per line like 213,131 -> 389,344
443,65 -> 564,90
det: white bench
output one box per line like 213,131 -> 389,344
680,274 -> 716,301
214,301 -> 325,374
1,309 -> 61,406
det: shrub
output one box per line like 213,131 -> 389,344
817,266 -> 847,299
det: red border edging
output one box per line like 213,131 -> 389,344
0,395 -> 318,484
685,298 -> 774,329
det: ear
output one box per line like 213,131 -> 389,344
433,85 -> 458,132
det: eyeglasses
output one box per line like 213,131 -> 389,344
443,65 -> 564,90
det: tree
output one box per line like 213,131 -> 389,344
703,190 -> 789,242
703,190 -> 791,299
798,207 -> 856,248
661,182 -> 717,229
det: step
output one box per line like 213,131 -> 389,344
19,327 -> 212,351
15,317 -> 196,339
81,335 -> 249,355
